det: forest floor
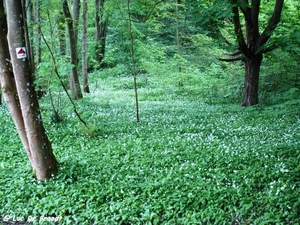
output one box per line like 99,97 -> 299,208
0,74 -> 299,224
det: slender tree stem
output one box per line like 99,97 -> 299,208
127,0 -> 140,122
40,28 -> 89,128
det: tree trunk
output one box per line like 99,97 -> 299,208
57,11 -> 66,56
82,0 -> 90,93
95,0 -> 108,63
73,0 -> 80,45
127,0 -> 140,122
34,1 -> 41,65
63,0 -> 83,100
241,54 -> 263,106
175,0 -> 183,73
0,71 -> 30,163
24,0 -> 34,70
0,0 -> 29,158
229,1 -> 284,106
5,0 -> 58,180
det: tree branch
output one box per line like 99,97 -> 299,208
129,0 -> 164,23
250,0 -> 260,35
239,0 -> 252,25
225,49 -> 242,56
40,28 -> 89,128
258,0 -> 284,47
256,44 -> 279,55
230,2 -> 250,57
217,56 -> 245,62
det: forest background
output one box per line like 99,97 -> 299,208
0,0 -> 299,224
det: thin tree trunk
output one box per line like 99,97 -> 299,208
34,1 -> 47,98
73,0 -> 80,45
127,0 -> 140,122
34,1 -> 41,65
57,11 -> 66,56
63,0 -> 83,100
241,54 -> 263,106
82,0 -> 90,93
95,0 -> 107,63
21,0 -> 34,75
176,0 -> 182,73
5,0 -> 58,180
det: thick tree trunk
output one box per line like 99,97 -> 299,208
95,0 -> 107,63
63,0 -> 83,100
0,0 -> 30,162
241,54 -> 263,106
82,0 -> 90,93
5,0 -> 58,180
230,1 -> 284,106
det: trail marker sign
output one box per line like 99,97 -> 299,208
16,47 -> 27,59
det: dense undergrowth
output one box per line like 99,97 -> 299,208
0,68 -> 300,224
1,26 -> 300,224
1,0 -> 300,223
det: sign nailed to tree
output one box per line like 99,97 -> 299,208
16,47 -> 27,59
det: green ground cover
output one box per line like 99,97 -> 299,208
0,74 -> 299,224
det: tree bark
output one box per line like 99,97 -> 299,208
73,0 -> 80,45
63,0 -> 83,100
5,0 -> 59,180
82,0 -> 90,93
241,54 -> 263,106
0,0 -> 30,159
95,0 -> 108,63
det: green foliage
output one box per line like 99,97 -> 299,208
1,0 -> 299,223
1,73 -> 300,224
